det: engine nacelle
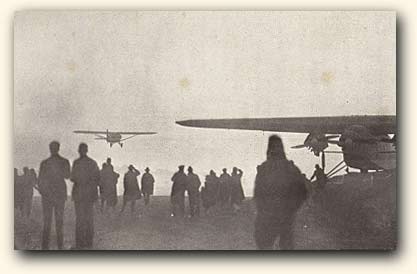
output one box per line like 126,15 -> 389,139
304,133 -> 329,156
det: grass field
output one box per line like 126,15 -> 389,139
14,171 -> 396,250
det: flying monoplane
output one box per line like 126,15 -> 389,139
74,130 -> 157,147
176,115 -> 396,177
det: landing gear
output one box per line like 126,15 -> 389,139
119,143 -> 123,148
110,143 -> 113,148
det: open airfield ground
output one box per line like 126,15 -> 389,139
14,171 -> 396,250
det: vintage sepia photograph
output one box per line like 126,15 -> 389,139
14,11 -> 396,250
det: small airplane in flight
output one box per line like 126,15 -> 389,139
73,130 -> 157,147
176,115 -> 396,177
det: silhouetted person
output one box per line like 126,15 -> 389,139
99,158 -> 119,212
14,168 -> 24,216
170,165 -> 187,217
121,165 -> 141,213
254,135 -> 307,250
201,170 -> 219,214
22,167 -> 37,218
99,163 -> 107,212
200,185 -> 209,214
38,141 -> 70,250
230,167 -> 245,212
70,143 -> 100,249
219,168 -> 232,207
141,167 -> 155,206
186,166 -> 201,217
310,164 -> 327,189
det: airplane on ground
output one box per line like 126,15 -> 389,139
176,115 -> 396,177
74,130 -> 157,147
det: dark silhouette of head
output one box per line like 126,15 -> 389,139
315,164 -> 320,169
107,158 -> 112,165
210,170 -> 215,176
128,165 -> 134,171
49,141 -> 60,156
30,168 -> 36,176
102,163 -> 107,169
145,167 -> 150,173
222,168 -> 227,173
188,166 -> 193,174
232,167 -> 238,174
267,135 -> 286,160
178,165 -> 184,172
23,167 -> 29,175
78,143 -> 88,157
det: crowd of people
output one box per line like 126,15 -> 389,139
170,165 -> 245,218
15,134 -> 314,250
14,140 -> 246,250
14,167 -> 37,218
14,141 -> 157,250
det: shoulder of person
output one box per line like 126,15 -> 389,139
40,158 -> 48,167
87,156 -> 98,165
286,160 -> 304,175
72,158 -> 81,166
256,160 -> 270,172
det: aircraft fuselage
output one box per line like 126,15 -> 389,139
106,132 -> 122,143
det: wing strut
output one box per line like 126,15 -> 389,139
326,160 -> 346,178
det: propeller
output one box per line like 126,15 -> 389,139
291,144 -> 306,149
291,133 -> 339,156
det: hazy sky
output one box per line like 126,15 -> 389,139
14,11 -> 395,195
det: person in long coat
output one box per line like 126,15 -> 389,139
170,165 -> 187,217
230,167 -> 245,212
22,167 -> 37,218
121,165 -> 141,213
38,141 -> 71,250
70,143 -> 100,250
201,170 -> 219,214
99,158 -> 119,212
141,167 -> 155,206
218,168 -> 232,208
254,135 -> 307,250
186,166 -> 201,218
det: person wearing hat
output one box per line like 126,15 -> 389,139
230,167 -> 245,213
253,135 -> 307,250
141,167 -> 155,206
170,165 -> 187,217
121,164 -> 141,213
218,168 -> 232,208
70,143 -> 100,250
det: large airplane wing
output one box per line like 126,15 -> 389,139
74,130 -> 156,135
176,115 -> 396,135
74,130 -> 108,134
117,132 -> 157,135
